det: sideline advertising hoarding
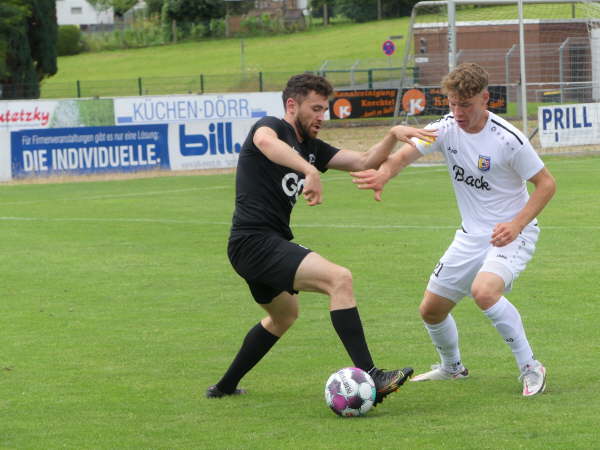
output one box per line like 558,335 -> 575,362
330,89 -> 398,120
0,99 -> 115,181
0,98 -> 115,129
114,92 -> 285,171
538,102 -> 598,148
3,93 -> 287,180
10,124 -> 169,179
113,92 -> 284,124
399,86 -> 507,116
167,120 -> 254,171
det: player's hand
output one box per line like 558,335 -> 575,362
390,125 -> 437,147
350,168 -> 388,202
491,222 -> 521,247
303,170 -> 323,206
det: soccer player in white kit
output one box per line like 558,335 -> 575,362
351,63 -> 556,396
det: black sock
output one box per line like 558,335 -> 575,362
216,322 -> 279,394
330,307 -> 375,373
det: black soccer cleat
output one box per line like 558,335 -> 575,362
205,384 -> 247,399
369,367 -> 414,405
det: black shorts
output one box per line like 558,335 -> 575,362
228,232 -> 312,304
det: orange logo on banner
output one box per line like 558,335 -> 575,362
402,89 -> 427,115
333,98 -> 352,119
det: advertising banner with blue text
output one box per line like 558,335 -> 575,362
114,92 -> 284,171
1,98 -> 115,181
167,120 -> 254,171
538,103 -> 599,148
113,92 -> 283,125
10,124 -> 169,179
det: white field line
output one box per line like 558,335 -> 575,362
0,186 -> 230,206
0,216 -> 598,230
1,159 -> 597,206
0,168 -> 446,206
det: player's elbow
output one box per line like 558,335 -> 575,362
547,175 -> 557,198
355,153 -> 376,171
253,133 -> 271,150
540,172 -> 557,201
253,127 -> 278,152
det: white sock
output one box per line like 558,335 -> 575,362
424,314 -> 463,373
483,296 -> 535,370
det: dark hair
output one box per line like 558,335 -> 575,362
282,73 -> 333,107
441,62 -> 489,100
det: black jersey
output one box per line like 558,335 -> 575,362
230,116 -> 339,240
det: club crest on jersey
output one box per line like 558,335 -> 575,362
478,155 -> 491,172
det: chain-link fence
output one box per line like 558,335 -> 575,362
2,66 -> 421,100
0,72 -> 312,100
0,72 -> 285,100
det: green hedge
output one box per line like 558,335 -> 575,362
57,25 -> 84,56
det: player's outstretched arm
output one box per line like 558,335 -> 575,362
327,125 -> 436,172
254,126 -> 322,206
350,143 -> 423,201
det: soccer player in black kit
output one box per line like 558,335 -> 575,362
206,73 -> 436,405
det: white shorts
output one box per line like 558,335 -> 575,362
427,224 -> 540,302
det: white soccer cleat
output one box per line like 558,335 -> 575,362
410,364 -> 469,382
519,362 -> 547,397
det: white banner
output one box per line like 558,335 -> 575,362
114,92 -> 284,125
0,98 -> 115,181
0,100 -> 56,129
538,103 -> 600,148
167,120 -> 257,171
1,100 -> 68,181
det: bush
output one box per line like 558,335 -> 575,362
241,13 -> 283,36
335,0 -> 417,23
189,22 -> 208,41
81,16 -> 165,52
209,18 -> 225,38
57,25 -> 84,56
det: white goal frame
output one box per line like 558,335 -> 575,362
399,0 -> 600,137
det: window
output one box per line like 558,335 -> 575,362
71,7 -> 83,14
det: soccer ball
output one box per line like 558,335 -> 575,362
324,367 -> 376,417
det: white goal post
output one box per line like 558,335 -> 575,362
396,0 -> 600,151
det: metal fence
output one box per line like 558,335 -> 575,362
1,67 -> 416,100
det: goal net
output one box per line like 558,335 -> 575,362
397,0 -> 600,153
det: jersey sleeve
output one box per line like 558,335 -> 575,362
312,139 -> 340,172
252,116 -> 286,137
511,141 -> 545,180
414,117 -> 446,155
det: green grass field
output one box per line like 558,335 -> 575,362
47,2 -> 594,86
1,154 -> 599,448
50,18 -> 411,84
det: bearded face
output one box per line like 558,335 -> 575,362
289,91 -> 328,141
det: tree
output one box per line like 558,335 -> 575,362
88,0 -> 137,18
159,0 -> 252,40
167,0 -> 224,26
0,0 -> 57,99
310,0 -> 337,25
146,0 -> 164,15
0,1 -> 27,82
335,0 -> 417,23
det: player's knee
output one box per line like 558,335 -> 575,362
419,301 -> 446,324
471,284 -> 500,308
419,304 -> 435,323
273,310 -> 299,332
280,314 -> 299,331
330,266 -> 353,296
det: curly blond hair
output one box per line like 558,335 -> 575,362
441,63 -> 489,100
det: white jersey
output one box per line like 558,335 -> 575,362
416,111 -> 544,234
